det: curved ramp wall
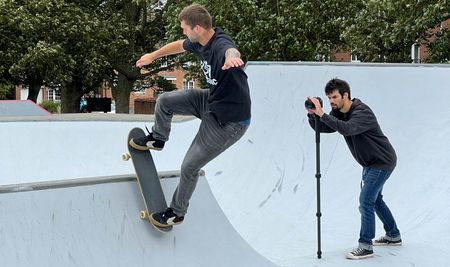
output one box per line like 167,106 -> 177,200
0,177 -> 277,267
204,62 -> 450,266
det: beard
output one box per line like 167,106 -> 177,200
331,102 -> 343,110
188,34 -> 199,43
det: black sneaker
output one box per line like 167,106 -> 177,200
346,247 -> 374,260
150,208 -> 184,228
374,236 -> 402,246
129,132 -> 165,151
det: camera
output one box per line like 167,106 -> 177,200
305,97 -> 323,110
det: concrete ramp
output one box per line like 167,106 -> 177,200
2,62 -> 450,266
0,176 -> 276,267
0,100 -> 51,116
203,62 -> 450,266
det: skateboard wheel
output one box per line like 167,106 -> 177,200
140,210 -> 149,219
122,153 -> 131,161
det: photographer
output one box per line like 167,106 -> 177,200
305,78 -> 401,260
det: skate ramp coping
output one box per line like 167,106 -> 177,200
0,173 -> 277,267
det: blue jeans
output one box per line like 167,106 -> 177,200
358,167 -> 401,249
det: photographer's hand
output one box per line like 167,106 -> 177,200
307,96 -> 325,117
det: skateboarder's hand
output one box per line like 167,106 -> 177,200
136,53 -> 156,68
222,57 -> 244,70
222,48 -> 244,70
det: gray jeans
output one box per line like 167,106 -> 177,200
152,89 -> 249,216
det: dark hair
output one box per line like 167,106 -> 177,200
324,78 -> 351,99
178,4 -> 212,29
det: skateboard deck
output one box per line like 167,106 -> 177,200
123,127 -> 172,232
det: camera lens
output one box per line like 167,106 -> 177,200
305,99 -> 315,109
305,97 -> 323,109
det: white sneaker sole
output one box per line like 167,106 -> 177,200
129,140 -> 163,151
150,214 -> 183,228
346,253 -> 374,260
373,242 -> 402,246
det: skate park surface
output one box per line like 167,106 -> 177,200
1,62 -> 450,266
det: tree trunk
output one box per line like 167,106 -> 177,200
61,80 -> 83,113
27,81 -> 42,103
113,72 -> 134,114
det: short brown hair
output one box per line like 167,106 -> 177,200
178,4 -> 212,29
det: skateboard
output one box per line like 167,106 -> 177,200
122,127 -> 172,232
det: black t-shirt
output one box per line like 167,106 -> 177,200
183,28 -> 251,124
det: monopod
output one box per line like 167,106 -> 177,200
314,115 -> 322,259
305,97 -> 324,259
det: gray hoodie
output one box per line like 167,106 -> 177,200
308,98 -> 397,171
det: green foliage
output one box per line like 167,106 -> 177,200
0,83 -> 14,100
1,0 -> 449,112
342,0 -> 450,63
164,0 -> 362,62
96,0 -> 174,112
39,100 -> 60,113
9,41 -> 72,85
0,0 -> 20,84
0,0 -> 112,110
161,0 -> 364,83
134,75 -> 177,95
426,28 -> 450,63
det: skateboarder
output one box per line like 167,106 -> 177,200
130,4 -> 250,228
305,78 -> 401,260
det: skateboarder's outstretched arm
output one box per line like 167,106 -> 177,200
136,40 -> 185,68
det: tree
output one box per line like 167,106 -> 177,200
0,0 -> 108,111
422,1 -> 450,63
163,0 -> 362,62
426,24 -> 450,63
0,0 -> 17,87
54,0 -> 111,112
0,83 -> 14,100
98,0 -> 175,113
1,0 -> 181,113
342,0 -> 450,63
1,0 -> 75,103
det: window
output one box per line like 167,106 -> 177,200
351,54 -> 360,62
182,61 -> 195,68
183,80 -> 195,90
160,61 -> 168,67
164,76 -> 177,87
48,87 -> 61,101
411,43 -> 420,63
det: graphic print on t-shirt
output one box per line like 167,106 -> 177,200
200,60 -> 218,86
